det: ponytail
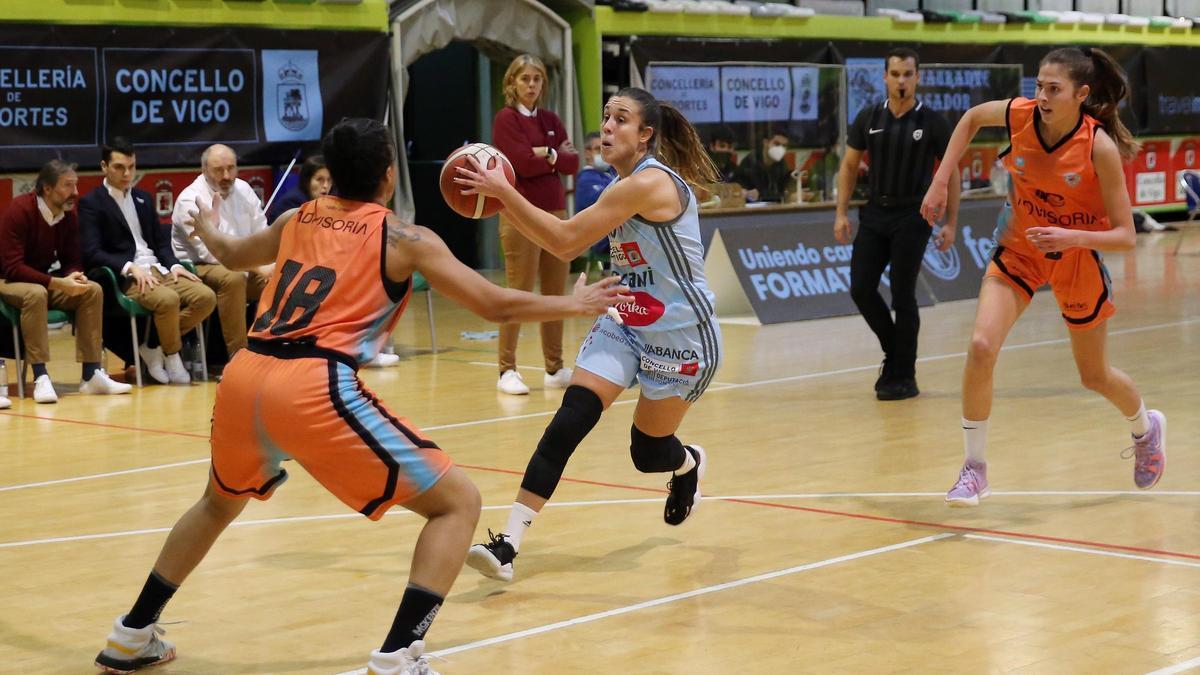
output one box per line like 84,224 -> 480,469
614,87 -> 720,189
1041,47 -> 1141,160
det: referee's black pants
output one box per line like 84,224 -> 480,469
849,203 -> 932,379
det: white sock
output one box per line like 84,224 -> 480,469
675,446 -> 696,474
503,502 -> 538,551
1127,400 -> 1150,437
962,417 -> 989,465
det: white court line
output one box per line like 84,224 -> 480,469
0,459 -> 210,493
1146,656 -> 1200,675
333,533 -> 954,674
6,492 -> 1200,550
963,534 -> 1200,570
2,317 -> 1195,493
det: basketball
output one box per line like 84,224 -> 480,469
439,142 -> 516,219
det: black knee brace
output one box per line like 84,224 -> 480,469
519,385 -> 604,499
629,425 -> 686,474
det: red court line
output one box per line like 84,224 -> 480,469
8,414 -> 1196,563
459,464 -> 1200,562
0,412 -> 209,439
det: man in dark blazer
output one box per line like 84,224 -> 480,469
78,138 -> 215,385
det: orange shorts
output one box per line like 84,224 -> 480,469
985,244 -> 1115,331
209,348 -> 454,519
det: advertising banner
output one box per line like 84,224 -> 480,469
0,24 -> 387,171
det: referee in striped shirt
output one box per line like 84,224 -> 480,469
834,47 -> 961,400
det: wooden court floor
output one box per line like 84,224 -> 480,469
2,231 -> 1198,674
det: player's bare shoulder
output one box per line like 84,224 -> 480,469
384,212 -> 425,249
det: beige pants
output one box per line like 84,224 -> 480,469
497,210 -> 570,374
195,263 -> 268,356
123,269 -> 216,355
0,278 -> 103,365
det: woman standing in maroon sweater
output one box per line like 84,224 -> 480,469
492,54 -> 579,395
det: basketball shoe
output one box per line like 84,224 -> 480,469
466,530 -> 517,582
366,640 -> 440,675
1128,409 -> 1166,489
945,461 -> 989,507
664,445 -> 706,525
93,615 -> 175,674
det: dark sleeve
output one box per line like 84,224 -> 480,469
732,156 -> 759,191
492,108 -> 554,179
58,214 -> 84,275
847,106 -> 870,151
141,192 -> 180,267
932,112 -> 952,158
547,112 -> 579,176
78,192 -> 128,273
0,205 -> 51,286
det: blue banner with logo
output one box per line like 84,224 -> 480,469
0,24 -> 387,171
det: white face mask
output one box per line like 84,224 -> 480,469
767,145 -> 787,162
592,153 -> 610,171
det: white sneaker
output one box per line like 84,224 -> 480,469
544,367 -> 573,389
365,352 -> 401,368
164,352 -> 191,384
33,374 -> 57,403
496,369 -> 529,395
0,394 -> 10,409
80,369 -> 133,395
94,614 -> 176,674
366,640 -> 440,675
138,344 -> 169,384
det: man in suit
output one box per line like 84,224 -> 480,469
0,159 -> 131,404
79,139 -> 216,385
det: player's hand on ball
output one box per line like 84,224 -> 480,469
572,273 -> 632,316
455,155 -> 512,199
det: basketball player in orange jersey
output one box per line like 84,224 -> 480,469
91,118 -> 630,675
921,47 -> 1166,507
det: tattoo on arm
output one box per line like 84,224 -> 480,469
385,215 -> 421,248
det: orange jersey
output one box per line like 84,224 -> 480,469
249,196 -> 410,365
998,97 -> 1111,256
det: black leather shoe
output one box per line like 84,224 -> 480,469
876,377 -> 920,400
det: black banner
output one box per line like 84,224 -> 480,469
0,24 -> 389,171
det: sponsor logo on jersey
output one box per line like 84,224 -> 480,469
620,268 -> 655,289
609,241 -> 647,267
1063,172 -> 1081,188
1034,189 -> 1066,207
912,129 -> 923,141
1013,197 -> 1098,227
614,291 -> 664,327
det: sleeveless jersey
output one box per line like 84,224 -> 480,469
606,156 -> 718,333
998,97 -> 1111,256
248,196 -> 410,365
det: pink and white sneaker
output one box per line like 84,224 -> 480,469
945,461 -> 989,507
1128,410 -> 1166,489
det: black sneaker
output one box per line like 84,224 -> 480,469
874,358 -> 893,393
664,446 -> 706,525
466,529 -> 517,582
876,377 -> 920,401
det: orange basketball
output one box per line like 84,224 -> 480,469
439,142 -> 516,219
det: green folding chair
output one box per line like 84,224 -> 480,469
89,267 -> 207,387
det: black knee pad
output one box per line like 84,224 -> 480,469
519,385 -> 603,499
629,425 -> 686,474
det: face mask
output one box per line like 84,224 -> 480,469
767,145 -> 787,162
592,153 -> 610,171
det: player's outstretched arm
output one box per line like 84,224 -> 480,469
184,195 -> 288,269
922,99 -> 1009,225
454,155 -> 664,261
383,214 -> 631,324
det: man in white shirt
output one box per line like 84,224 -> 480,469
172,144 -> 271,361
80,140 -> 216,385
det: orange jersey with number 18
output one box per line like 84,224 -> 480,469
249,195 -> 410,365
998,97 -> 1111,257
